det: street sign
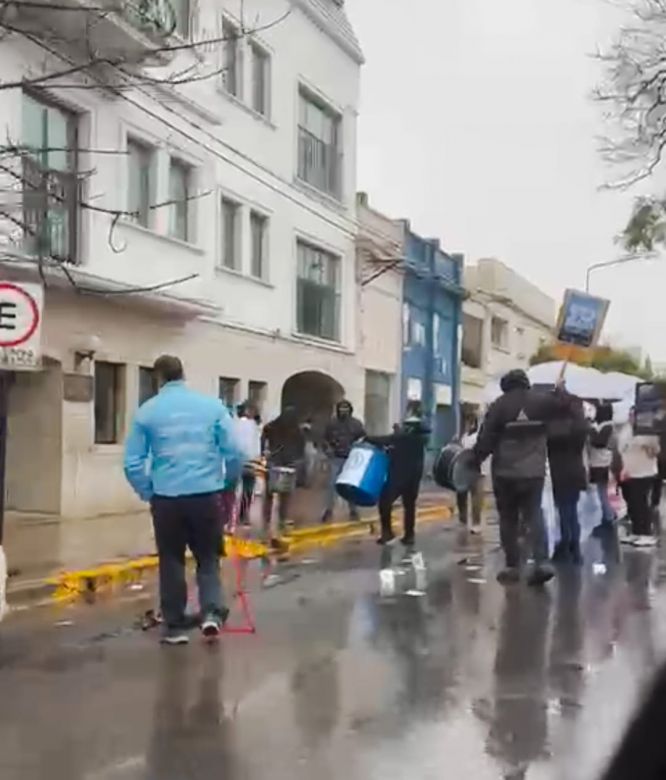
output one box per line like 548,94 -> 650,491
0,282 -> 43,371
555,289 -> 609,349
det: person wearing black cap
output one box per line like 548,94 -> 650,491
366,401 -> 430,547
473,369 -> 575,586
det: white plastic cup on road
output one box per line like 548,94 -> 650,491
379,568 -> 396,597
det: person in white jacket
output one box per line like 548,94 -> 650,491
616,410 -> 660,547
235,402 -> 262,525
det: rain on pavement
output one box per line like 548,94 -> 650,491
1,525 -> 666,780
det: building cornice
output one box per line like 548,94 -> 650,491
292,0 -> 365,64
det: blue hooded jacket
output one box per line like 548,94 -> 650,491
123,381 -> 242,501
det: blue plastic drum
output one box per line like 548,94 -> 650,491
335,443 -> 388,507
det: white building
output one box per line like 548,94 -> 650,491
356,193 -> 403,435
460,258 -> 555,413
0,0 -> 364,520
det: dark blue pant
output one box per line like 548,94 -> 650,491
555,490 -> 581,553
151,492 -> 224,629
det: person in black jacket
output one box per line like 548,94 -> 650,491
366,403 -> 430,547
473,369 -> 573,586
548,394 -> 588,564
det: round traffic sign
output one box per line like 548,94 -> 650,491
0,283 -> 40,348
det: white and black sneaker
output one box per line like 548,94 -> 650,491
201,608 -> 229,641
160,628 -> 189,646
633,535 -> 658,548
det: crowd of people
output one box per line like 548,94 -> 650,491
458,367 -> 664,587
122,354 -> 430,644
122,353 -> 663,643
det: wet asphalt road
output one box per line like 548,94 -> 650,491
1,525 -> 666,780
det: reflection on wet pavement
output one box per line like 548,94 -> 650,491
2,527 -> 666,779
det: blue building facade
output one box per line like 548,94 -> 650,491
400,227 -> 465,451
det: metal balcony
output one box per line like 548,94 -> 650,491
7,0 -> 183,65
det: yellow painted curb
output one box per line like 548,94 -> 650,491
44,505 -> 451,604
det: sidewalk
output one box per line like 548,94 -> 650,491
4,485 -> 453,607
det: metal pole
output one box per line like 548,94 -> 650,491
585,253 -> 658,293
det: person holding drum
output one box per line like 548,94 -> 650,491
261,407 -> 306,548
366,403 -> 430,547
322,399 -> 366,523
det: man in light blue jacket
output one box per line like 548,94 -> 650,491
124,355 -> 242,645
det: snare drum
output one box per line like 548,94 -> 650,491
268,465 -> 296,494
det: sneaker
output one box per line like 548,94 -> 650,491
201,609 -> 227,640
470,526 -> 483,536
620,534 -> 637,546
377,533 -> 396,546
400,535 -> 415,548
497,567 -> 521,585
160,628 -> 189,646
633,535 -> 658,548
527,564 -> 555,587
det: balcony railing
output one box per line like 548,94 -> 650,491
22,156 -> 79,265
297,126 -> 341,198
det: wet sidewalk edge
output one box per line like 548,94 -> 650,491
5,504 -> 452,612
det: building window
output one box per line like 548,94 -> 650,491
296,240 -> 340,341
403,303 -> 411,347
491,316 -> 509,350
248,380 -> 267,413
220,197 -> 240,270
297,89 -> 340,197
222,19 -> 241,97
138,366 -> 157,405
413,320 -> 426,347
21,91 -> 78,263
127,138 -> 153,228
168,157 -> 192,242
94,362 -> 124,444
462,313 -> 483,368
250,210 -> 268,279
250,41 -> 270,116
172,0 -> 190,37
219,376 -> 239,409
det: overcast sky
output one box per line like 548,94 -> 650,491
347,0 -> 666,362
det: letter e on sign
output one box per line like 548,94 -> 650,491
0,282 -> 43,371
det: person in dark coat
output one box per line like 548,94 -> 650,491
261,407 -> 306,546
366,403 -> 430,547
547,393 -> 588,564
322,400 -> 366,523
473,369 -> 574,586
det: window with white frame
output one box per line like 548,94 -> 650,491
172,0 -> 190,37
249,41 -> 270,116
220,197 -> 240,270
222,18 -> 241,97
127,137 -> 153,228
296,240 -> 340,341
250,210 -> 268,279
168,157 -> 192,242
21,91 -> 79,263
491,316 -> 509,350
298,89 -> 341,197
402,303 -> 411,347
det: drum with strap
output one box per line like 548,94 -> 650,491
335,443 -> 388,507
433,443 -> 480,492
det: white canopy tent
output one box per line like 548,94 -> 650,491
483,362 -> 640,406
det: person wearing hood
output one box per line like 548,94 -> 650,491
473,368 -> 574,586
366,401 -> 430,546
322,399 -> 366,523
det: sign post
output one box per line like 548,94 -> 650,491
554,288 -> 610,385
0,281 -> 43,621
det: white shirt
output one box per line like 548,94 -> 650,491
617,424 -> 660,479
235,416 -> 261,462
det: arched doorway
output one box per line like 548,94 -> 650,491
281,371 -> 344,440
